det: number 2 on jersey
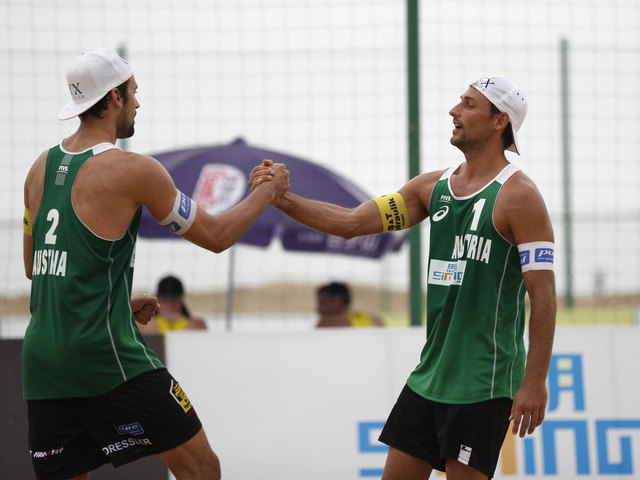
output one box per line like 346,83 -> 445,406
45,209 -> 59,245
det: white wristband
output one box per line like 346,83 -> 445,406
159,190 -> 197,236
518,241 -> 554,272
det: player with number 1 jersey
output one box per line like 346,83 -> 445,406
407,163 -> 526,404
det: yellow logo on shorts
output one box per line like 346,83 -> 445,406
170,380 -> 193,413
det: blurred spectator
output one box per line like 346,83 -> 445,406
139,275 -> 207,334
316,281 -> 384,328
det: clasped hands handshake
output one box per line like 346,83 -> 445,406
248,159 -> 290,201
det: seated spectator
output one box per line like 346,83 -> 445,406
316,281 -> 384,328
139,275 -> 207,334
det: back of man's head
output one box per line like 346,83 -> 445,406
317,281 -> 351,306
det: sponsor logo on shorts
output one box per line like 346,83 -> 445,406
30,446 -> 64,460
115,421 -> 144,436
101,437 -> 152,455
170,379 -> 193,414
458,444 -> 472,465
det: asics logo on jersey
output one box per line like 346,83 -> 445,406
432,205 -> 449,222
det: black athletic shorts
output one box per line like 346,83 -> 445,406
27,368 -> 202,480
379,384 -> 512,478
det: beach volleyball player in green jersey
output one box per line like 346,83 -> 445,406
22,48 -> 289,480
250,76 -> 556,480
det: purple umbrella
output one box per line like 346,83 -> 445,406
138,138 -> 406,328
139,138 -> 406,257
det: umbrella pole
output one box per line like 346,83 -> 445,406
225,247 -> 235,331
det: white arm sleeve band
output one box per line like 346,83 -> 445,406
518,241 -> 554,272
159,190 -> 197,236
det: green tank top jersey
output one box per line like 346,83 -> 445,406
23,142 -> 163,400
407,163 -> 526,404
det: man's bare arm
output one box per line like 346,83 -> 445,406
250,160 -> 441,239
23,151 -> 48,279
126,155 -> 290,253
501,173 -> 557,437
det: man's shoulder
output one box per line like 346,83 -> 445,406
95,149 -> 159,174
501,169 -> 541,200
403,168 -> 449,195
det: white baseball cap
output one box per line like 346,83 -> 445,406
470,76 -> 527,154
57,48 -> 134,120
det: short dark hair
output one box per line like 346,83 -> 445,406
489,102 -> 515,151
157,275 -> 191,318
317,282 -> 351,306
79,78 -> 130,121
157,275 -> 184,300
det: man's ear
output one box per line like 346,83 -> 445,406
109,88 -> 123,107
494,111 -> 510,131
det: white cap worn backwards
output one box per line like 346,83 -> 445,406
471,76 -> 527,154
57,48 -> 134,120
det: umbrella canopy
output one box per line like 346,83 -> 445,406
139,138 -> 406,257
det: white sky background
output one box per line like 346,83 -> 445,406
1,0 -> 639,301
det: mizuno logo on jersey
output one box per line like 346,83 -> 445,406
451,234 -> 492,264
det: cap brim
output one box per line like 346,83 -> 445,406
57,96 -> 104,120
56,70 -> 134,120
507,124 -> 520,155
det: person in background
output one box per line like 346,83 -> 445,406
139,275 -> 207,334
316,281 -> 384,328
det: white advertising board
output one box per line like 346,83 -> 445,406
165,326 -> 640,479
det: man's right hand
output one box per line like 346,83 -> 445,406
250,159 -> 289,198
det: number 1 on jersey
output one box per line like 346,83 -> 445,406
470,199 -> 486,232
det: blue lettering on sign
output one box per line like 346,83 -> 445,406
596,420 -> 640,474
358,422 -> 387,477
548,354 -> 585,411
178,192 -> 191,219
358,353 -> 640,477
535,248 -> 554,263
520,250 -> 531,266
541,420 -> 590,474
115,422 -> 144,436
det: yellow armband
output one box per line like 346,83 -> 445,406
373,193 -> 409,231
23,207 -> 32,236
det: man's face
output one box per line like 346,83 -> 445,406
316,294 -> 345,315
448,86 -> 497,152
116,76 -> 140,139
